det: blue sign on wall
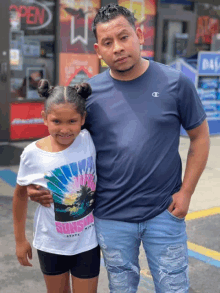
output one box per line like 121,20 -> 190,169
198,52 -> 220,76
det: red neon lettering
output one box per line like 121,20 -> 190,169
19,5 -> 28,18
26,6 -> 36,25
35,7 -> 45,25
9,5 -> 18,12
9,5 -> 46,25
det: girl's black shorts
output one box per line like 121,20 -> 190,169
37,245 -> 100,278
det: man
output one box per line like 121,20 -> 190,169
28,4 -> 210,292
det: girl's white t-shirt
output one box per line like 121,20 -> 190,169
17,129 -> 98,255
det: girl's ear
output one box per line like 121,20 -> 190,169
41,111 -> 48,126
81,112 -> 86,126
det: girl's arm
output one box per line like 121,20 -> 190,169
13,184 -> 32,267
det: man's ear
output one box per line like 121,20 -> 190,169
136,27 -> 144,45
94,43 -> 102,60
41,110 -> 48,126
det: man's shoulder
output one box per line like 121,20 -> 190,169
86,70 -> 113,106
151,61 -> 181,79
88,70 -> 109,86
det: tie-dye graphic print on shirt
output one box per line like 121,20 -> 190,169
44,156 -> 96,235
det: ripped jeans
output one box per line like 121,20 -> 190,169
94,209 -> 189,293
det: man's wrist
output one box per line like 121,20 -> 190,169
179,186 -> 194,198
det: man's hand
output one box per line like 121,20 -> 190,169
167,190 -> 191,219
27,184 -> 53,207
16,239 -> 33,267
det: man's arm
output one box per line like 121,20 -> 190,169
168,120 -> 210,218
28,184 -> 53,207
13,184 -> 32,266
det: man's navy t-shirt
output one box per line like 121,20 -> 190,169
86,61 -> 206,223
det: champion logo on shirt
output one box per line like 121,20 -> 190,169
152,92 -> 159,97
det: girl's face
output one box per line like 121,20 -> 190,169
42,103 -> 85,150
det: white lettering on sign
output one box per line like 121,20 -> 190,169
202,57 -> 220,72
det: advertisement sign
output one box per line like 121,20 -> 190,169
195,3 -> 220,46
198,52 -> 220,76
10,30 -> 24,70
10,10 -> 21,30
60,0 -> 100,54
118,0 -> 156,59
10,103 -> 49,140
9,0 -> 55,36
23,40 -> 41,57
10,49 -> 20,66
59,53 -> 99,86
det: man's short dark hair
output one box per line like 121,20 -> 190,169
92,3 -> 136,40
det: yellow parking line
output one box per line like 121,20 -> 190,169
188,241 -> 220,262
104,208 -> 220,275
186,207 -> 220,221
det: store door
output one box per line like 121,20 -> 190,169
0,0 -> 10,141
161,20 -> 188,64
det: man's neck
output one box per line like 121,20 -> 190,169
110,58 -> 150,81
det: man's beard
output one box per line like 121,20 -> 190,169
116,64 -> 135,73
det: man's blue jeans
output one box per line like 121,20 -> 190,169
94,209 -> 189,293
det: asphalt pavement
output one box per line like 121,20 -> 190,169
0,136 -> 220,293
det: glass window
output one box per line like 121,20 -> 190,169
162,20 -> 188,64
9,0 -> 56,100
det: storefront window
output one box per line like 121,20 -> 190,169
9,0 -> 56,100
161,20 -> 188,64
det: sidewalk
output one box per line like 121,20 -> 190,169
0,136 -> 220,292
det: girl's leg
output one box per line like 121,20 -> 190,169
70,246 -> 100,293
71,275 -> 98,293
43,272 -> 71,293
37,250 -> 71,293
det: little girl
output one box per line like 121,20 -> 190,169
13,80 -> 100,293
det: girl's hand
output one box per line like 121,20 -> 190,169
16,240 -> 33,267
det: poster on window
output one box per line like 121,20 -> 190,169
174,33 -> 188,58
118,0 -> 156,59
60,0 -> 100,54
10,10 -> 21,31
59,53 -> 99,86
195,3 -> 220,47
10,103 -> 49,140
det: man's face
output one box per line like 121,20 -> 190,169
94,16 -> 144,79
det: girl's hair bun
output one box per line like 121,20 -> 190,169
74,82 -> 92,100
38,79 -> 51,98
